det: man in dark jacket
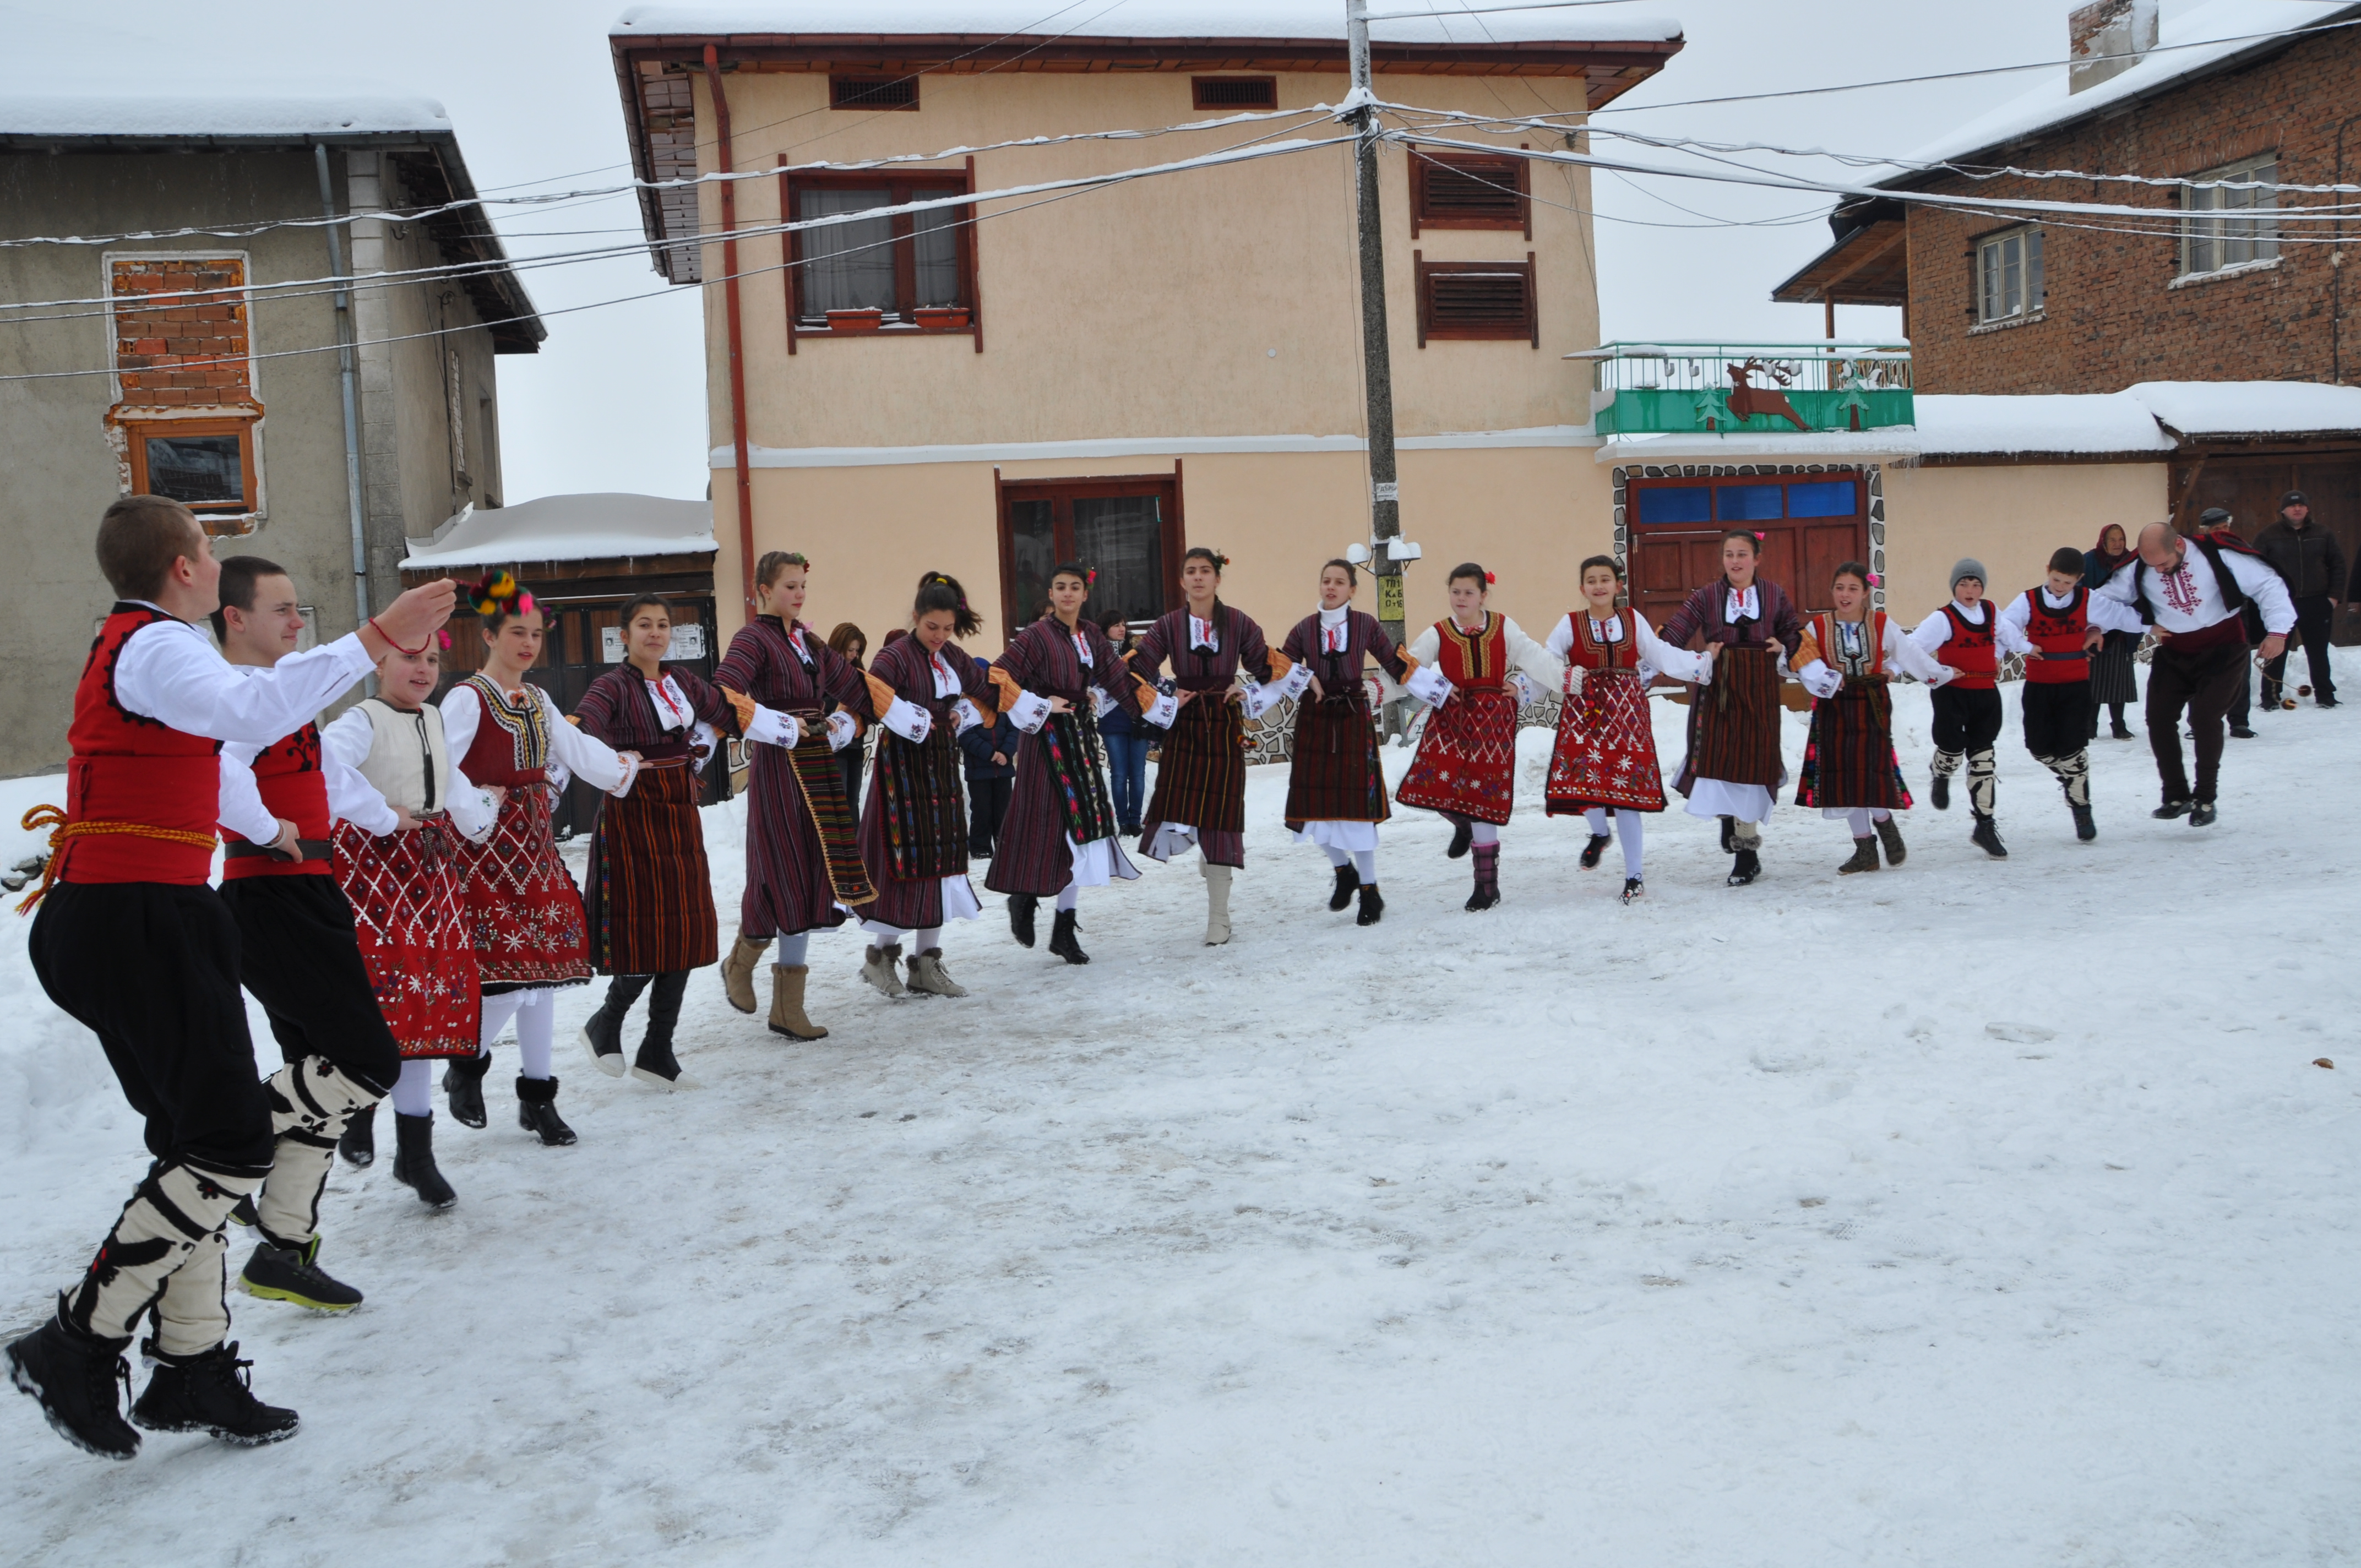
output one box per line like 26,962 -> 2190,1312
960,656 -> 1017,858
2254,491 -> 2343,709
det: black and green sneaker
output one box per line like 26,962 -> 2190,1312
238,1237 -> 363,1313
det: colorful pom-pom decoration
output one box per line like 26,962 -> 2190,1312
1484,571 -> 1497,585
1865,572 -> 1883,586
436,629 -> 453,650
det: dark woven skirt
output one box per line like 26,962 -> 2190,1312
2090,629 -> 2140,707
861,726 -> 973,929
1285,693 -> 1389,828
585,760 -> 717,974
1677,645 -> 1783,794
1795,679 -> 1911,811
1139,693 -> 1247,865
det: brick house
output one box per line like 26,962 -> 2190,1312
1772,0 -> 2361,634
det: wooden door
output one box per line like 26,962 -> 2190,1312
1626,471 -> 1869,636
995,473 -> 1183,634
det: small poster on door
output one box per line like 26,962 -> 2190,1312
600,625 -> 624,663
601,623 -> 706,663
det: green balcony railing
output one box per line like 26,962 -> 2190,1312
1571,341 -> 1914,437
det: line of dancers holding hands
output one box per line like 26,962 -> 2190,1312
8,496 -> 2289,1460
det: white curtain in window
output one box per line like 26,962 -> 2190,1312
799,187 -> 895,315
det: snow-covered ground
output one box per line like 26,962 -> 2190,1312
2,662 -> 2357,1566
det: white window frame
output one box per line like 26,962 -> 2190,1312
1976,225 -> 2044,324
2181,155 -> 2280,277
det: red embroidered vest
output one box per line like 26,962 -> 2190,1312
457,676 -> 551,787
220,723 -> 331,880
1432,613 -> 1509,690
1939,603 -> 1998,690
60,606 -> 221,886
1569,608 -> 1642,672
2023,589 -> 2091,687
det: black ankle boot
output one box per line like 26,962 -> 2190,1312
1838,836 -> 1880,875
1727,847 -> 1761,886
129,1340 -> 298,1446
1047,908 -> 1089,965
391,1112 -> 456,1208
515,1076 -> 577,1146
632,971 -> 695,1090
2071,803 -> 2097,841
1008,892 -> 1038,949
1971,814 -> 2008,858
1930,774 -> 1952,810
1356,883 -> 1385,925
337,1101 -> 377,1167
1446,816 -> 1473,859
580,995 -> 629,1079
1580,834 -> 1612,870
1328,862 -> 1359,911
444,1049 -> 491,1129
6,1314 -> 138,1460
239,1235 -> 363,1312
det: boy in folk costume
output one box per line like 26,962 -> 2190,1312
321,636 -> 499,1210
1658,529 -> 1806,887
1541,555 -> 1713,903
713,551 -> 874,1038
985,562 -> 1146,966
1996,548 -> 2148,842
1908,559 -> 2033,860
207,557 -> 408,1313
1126,547 -> 1308,944
1791,561 -> 1954,874
442,574 -> 640,1146
7,496 -> 454,1459
1395,563 -> 1563,912
850,572 -> 998,997
1281,558 -> 1412,925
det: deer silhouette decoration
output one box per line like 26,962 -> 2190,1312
1724,359 -> 1810,430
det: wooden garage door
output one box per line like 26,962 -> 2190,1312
1627,472 -> 1869,635
2174,450 -> 2360,644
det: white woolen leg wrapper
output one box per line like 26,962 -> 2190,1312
1469,821 -> 1500,847
776,932 -> 810,967
1731,819 -> 1762,850
64,1159 -> 263,1349
151,1227 -> 232,1359
391,1059 -> 436,1118
515,990 -> 555,1081
1055,883 -> 1080,913
256,1056 -> 382,1249
1617,814 -> 1644,878
1352,850 -> 1377,883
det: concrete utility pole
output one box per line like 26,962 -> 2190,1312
1347,0 -> 1405,658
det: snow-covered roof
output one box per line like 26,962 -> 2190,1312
1901,0 -> 2361,169
611,3 -> 1684,44
1917,392 -> 2178,455
402,494 -> 716,571
0,84 -> 453,141
2123,378 -> 2361,437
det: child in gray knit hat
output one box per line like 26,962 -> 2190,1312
1907,558 -> 2033,859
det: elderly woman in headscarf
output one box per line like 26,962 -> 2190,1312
2082,522 -> 2141,740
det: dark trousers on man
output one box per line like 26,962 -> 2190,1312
967,775 -> 1012,858
2147,641 -> 2248,805
2262,595 -> 2338,706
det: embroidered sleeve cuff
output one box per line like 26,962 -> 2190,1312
825,710 -> 859,752
1403,665 -> 1454,706
747,705 -> 800,748
883,698 -> 933,743
1009,690 -> 1053,733
1798,661 -> 1842,699
951,698 -> 986,735
608,754 -> 642,799
1142,690 -> 1182,728
1091,688 -> 1118,721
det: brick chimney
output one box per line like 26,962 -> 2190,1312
2069,0 -> 2159,93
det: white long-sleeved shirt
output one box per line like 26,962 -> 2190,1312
1541,610 -> 1711,685
2093,544 -> 2298,636
1997,584 -> 2147,643
441,679 -> 632,797
112,603 -> 375,743
215,662 -> 396,843
320,704 -> 500,842
1403,614 -> 1566,703
1906,598 -> 2034,664
1795,616 -> 1954,696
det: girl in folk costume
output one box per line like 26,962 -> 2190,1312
1906,559 -> 2033,861
824,622 -> 870,825
322,636 -> 501,1208
1395,563 -> 1562,913
985,562 -> 1143,966
572,594 -> 733,1088
852,573 -> 998,997
2082,524 -> 2142,740
1658,529 -> 1807,888
711,551 -> 875,1041
1791,562 -> 1953,875
1127,547 -> 1309,944
441,574 -> 641,1148
1996,547 -> 2148,843
1541,555 -> 1713,905
1281,558 -> 1412,927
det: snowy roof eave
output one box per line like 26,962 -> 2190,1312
608,3 -> 1686,47
400,494 -> 719,572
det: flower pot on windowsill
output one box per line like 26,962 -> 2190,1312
825,308 -> 885,334
913,307 -> 971,330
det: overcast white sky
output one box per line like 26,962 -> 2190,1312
9,0 -> 2109,503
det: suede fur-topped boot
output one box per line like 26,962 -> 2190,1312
719,934 -> 768,1015
860,944 -> 906,997
769,964 -> 827,1040
904,949 -> 968,997
1837,836 -> 1880,875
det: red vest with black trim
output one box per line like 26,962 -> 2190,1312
1430,613 -> 1510,690
60,605 -> 221,886
219,722 -> 332,880
1938,603 -> 1998,690
1566,608 -> 1644,672
2023,589 -> 2092,687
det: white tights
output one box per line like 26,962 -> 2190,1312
391,1058 -> 435,1117
1582,808 -> 1646,878
1844,808 -> 1894,837
1469,821 -> 1500,848
774,932 -> 809,966
872,926 -> 944,950
1321,844 -> 1379,883
1055,884 -> 1080,913
478,988 -> 556,1080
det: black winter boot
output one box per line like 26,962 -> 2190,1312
1047,908 -> 1090,965
1356,883 -> 1385,925
1580,833 -> 1612,870
444,1049 -> 491,1130
515,1076 -> 577,1146
2071,804 -> 2097,841
390,1113 -> 456,1208
239,1236 -> 362,1312
129,1340 -> 298,1446
2152,799 -> 2193,820
1838,836 -> 1879,875
6,1314 -> 138,1460
337,1101 -> 377,1168
1970,814 -> 2009,859
1465,843 -> 1500,911
1930,772 -> 1952,811
1727,848 -> 1761,886
1445,816 -> 1473,859
1873,815 -> 1907,865
632,970 -> 695,1091
2189,801 -> 2218,827
1328,861 -> 1359,911
581,977 -> 646,1078
1718,814 -> 1736,852
1007,892 -> 1038,949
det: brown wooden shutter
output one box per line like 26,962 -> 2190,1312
1192,77 -> 1277,110
830,75 -> 918,111
1410,148 -> 1529,237
1416,253 -> 1537,347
